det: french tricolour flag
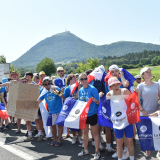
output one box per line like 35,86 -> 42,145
87,65 -> 106,83
0,103 -> 9,120
56,97 -> 92,129
98,92 -> 140,129
136,117 -> 160,151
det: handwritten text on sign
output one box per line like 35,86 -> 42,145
15,101 -> 39,121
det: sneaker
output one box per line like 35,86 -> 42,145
105,147 -> 116,154
24,136 -> 33,142
38,135 -> 43,142
72,136 -> 77,144
145,155 -> 151,160
91,141 -> 95,146
99,143 -> 105,151
5,125 -> 11,130
78,137 -> 83,144
112,152 -> 118,159
0,127 -> 4,132
122,150 -> 129,160
100,136 -> 105,143
78,149 -> 89,156
156,152 -> 160,160
94,152 -> 100,160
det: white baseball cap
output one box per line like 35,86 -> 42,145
140,67 -> 153,76
109,64 -> 119,72
42,76 -> 51,85
134,75 -> 141,79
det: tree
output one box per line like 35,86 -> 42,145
36,57 -> 56,76
0,55 -> 6,63
10,64 -> 18,72
86,57 -> 99,69
76,57 -> 99,73
151,56 -> 160,66
121,64 -> 129,69
76,62 -> 88,73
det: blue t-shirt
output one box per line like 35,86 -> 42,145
63,86 -> 71,98
78,85 -> 99,117
1,87 -> 7,104
54,75 -> 68,89
39,87 -> 63,114
63,86 -> 77,98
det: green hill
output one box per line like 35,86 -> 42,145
12,31 -> 160,68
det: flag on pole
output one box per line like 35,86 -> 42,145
98,92 -> 140,129
136,116 -> 160,151
56,97 -> 92,129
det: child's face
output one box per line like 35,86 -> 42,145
110,83 -> 120,91
111,69 -> 119,78
70,77 -> 77,85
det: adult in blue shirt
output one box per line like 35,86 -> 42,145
77,73 -> 100,160
38,77 -> 64,147
54,67 -> 68,92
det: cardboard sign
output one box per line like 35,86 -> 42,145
7,81 -> 19,116
15,100 -> 39,121
7,81 -> 40,121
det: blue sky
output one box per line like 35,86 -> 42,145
0,0 -> 160,63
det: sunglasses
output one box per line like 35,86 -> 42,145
58,70 -> 64,73
22,81 -> 28,83
44,83 -> 51,86
80,78 -> 87,81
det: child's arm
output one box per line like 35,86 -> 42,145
149,112 -> 158,117
120,72 -> 129,88
106,92 -> 111,99
38,99 -> 43,104
0,82 -> 10,87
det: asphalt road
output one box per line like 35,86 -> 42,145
0,121 -> 158,160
